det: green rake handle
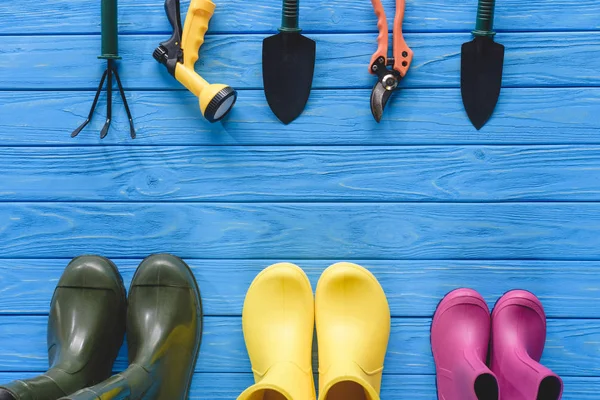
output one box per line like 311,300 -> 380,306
99,0 -> 121,59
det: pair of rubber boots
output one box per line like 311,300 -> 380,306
0,254 -> 202,400
431,288 -> 563,400
238,262 -> 390,400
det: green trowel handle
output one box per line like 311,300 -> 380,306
99,0 -> 121,59
472,0 -> 496,37
279,0 -> 301,33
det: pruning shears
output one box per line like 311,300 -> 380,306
369,0 -> 413,122
154,0 -> 237,122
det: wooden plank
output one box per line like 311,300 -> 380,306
1,202 -> 600,260
0,373 -> 594,400
3,145 -> 600,202
2,33 -> 599,90
1,259 -> 598,318
1,0 -> 599,34
0,316 -> 597,376
1,88 -> 598,146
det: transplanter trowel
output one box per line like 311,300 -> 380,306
461,0 -> 505,130
263,0 -> 316,124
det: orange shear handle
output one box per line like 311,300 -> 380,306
369,0 -> 389,74
369,0 -> 413,77
392,0 -> 412,77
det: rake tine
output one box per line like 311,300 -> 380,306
71,68 -> 109,138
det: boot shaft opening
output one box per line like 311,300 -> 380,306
323,381 -> 371,400
474,373 -> 499,400
537,376 -> 562,400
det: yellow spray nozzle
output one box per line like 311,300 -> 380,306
154,0 -> 237,122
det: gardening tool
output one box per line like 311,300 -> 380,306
262,0 -> 316,124
154,0 -> 237,123
72,0 -> 136,139
431,288 -> 500,400
369,0 -> 413,123
461,0 -> 505,130
491,290 -> 563,400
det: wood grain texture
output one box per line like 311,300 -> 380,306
1,0 -> 599,34
0,316 -> 597,376
1,203 -> 600,260
2,33 -> 600,90
1,0 -> 599,390
3,145 -> 600,202
0,259 -> 598,317
0,373 -> 594,400
1,88 -> 598,145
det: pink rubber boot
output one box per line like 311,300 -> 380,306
431,288 -> 499,400
491,290 -> 563,400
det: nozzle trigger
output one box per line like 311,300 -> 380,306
154,0 -> 184,76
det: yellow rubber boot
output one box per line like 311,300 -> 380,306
316,262 -> 391,400
238,263 -> 316,400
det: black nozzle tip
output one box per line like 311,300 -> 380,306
205,87 -> 237,123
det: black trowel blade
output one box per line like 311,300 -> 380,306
461,36 -> 505,130
262,32 -> 316,124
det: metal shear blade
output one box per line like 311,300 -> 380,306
370,80 -> 394,123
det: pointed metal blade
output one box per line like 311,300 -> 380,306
461,36 -> 505,130
370,81 -> 393,123
262,32 -> 316,125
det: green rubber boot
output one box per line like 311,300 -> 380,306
0,256 -> 127,400
61,254 -> 203,400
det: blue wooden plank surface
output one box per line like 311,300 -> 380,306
2,0 -> 599,34
2,145 -> 600,202
1,89 -> 598,145
0,316 -> 597,376
1,203 -> 600,260
0,0 -> 598,396
0,259 -> 598,317
2,33 -> 600,90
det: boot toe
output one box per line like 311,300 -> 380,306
243,263 -> 314,365
58,255 -> 122,290
132,253 -> 196,288
492,289 -> 546,321
431,288 -> 491,366
316,263 -> 389,317
432,288 -> 489,326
